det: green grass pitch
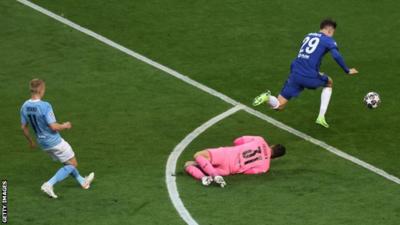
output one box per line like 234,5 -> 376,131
1,0 -> 400,224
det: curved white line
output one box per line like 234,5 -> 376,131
165,105 -> 243,225
17,2 -> 400,224
18,0 -> 400,186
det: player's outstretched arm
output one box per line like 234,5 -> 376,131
49,121 -> 72,132
21,124 -> 36,149
330,48 -> 358,75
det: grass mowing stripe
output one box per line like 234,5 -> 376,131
17,0 -> 399,192
166,105 -> 243,225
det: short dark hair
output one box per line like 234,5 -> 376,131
271,144 -> 286,158
320,18 -> 337,29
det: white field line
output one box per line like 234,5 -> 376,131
17,0 -> 239,107
17,0 -> 400,185
18,1 -> 400,224
166,105 -> 243,225
244,108 -> 400,184
18,0 -> 399,194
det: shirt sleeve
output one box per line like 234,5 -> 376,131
326,38 -> 338,50
20,107 -> 27,125
330,48 -> 350,74
45,103 -> 57,124
233,136 -> 256,146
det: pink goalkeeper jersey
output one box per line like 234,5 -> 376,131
216,136 -> 271,174
229,136 -> 272,175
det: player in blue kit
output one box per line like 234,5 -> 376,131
20,79 -> 94,198
253,19 -> 358,128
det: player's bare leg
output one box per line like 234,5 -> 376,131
276,95 -> 288,110
194,150 -> 211,160
65,157 -> 78,167
316,77 -> 333,128
253,90 -> 288,110
184,161 -> 197,168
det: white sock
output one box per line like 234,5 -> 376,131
319,87 -> 332,117
268,95 -> 280,109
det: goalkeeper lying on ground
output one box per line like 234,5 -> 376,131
184,135 -> 286,187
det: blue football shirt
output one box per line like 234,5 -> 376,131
291,32 -> 344,78
20,99 -> 62,149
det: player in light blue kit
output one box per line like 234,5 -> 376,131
253,19 -> 358,128
20,79 -> 94,198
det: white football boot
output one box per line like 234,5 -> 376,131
201,176 -> 213,186
41,182 -> 58,198
81,172 -> 95,190
213,176 -> 226,188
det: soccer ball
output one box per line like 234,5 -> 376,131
363,92 -> 381,109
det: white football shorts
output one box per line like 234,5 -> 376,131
45,139 -> 75,163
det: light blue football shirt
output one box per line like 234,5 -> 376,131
20,99 -> 62,149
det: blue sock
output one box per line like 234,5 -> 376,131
69,166 -> 85,186
47,165 -> 74,186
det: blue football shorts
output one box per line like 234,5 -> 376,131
280,73 -> 329,100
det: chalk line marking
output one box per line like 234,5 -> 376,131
17,0 -> 400,185
166,105 -> 243,225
